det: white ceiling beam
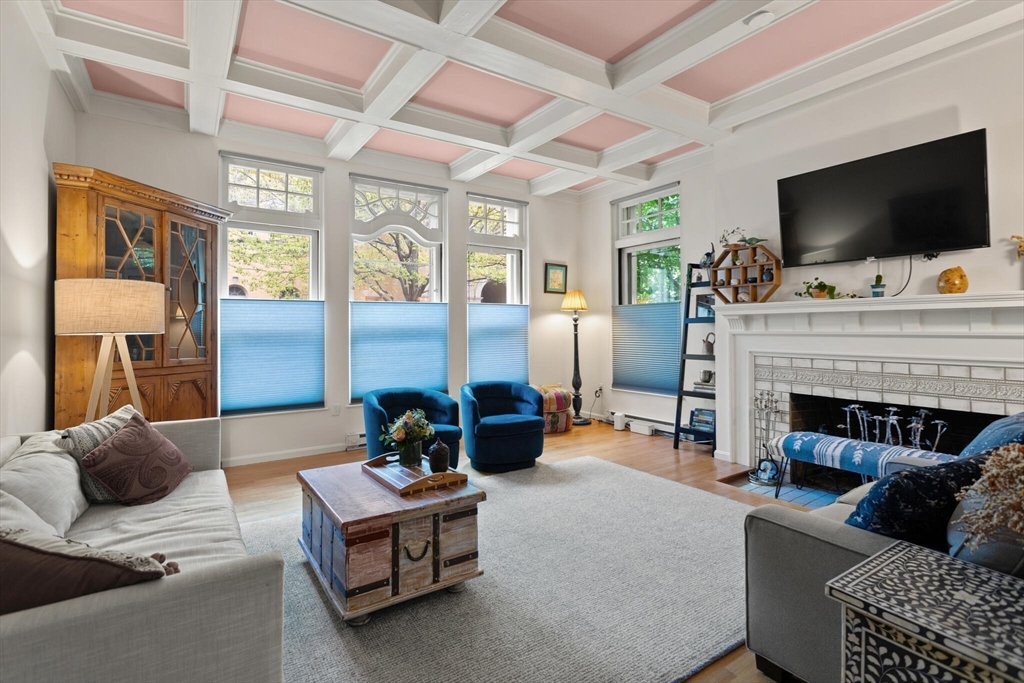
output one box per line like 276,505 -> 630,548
329,45 -> 447,160
187,0 -> 241,136
226,60 -> 364,114
597,130 -> 690,171
529,169 -> 590,197
611,0 -> 814,97
286,0 -> 728,144
449,149 -> 507,181
710,0 -> 1024,129
17,0 -> 91,112
507,100 -> 600,151
439,0 -> 506,34
326,120 -> 379,161
54,10 -> 189,69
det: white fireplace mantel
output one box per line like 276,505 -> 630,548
719,291 -> 1024,337
713,290 -> 1024,466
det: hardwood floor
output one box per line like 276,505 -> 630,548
224,421 -> 786,682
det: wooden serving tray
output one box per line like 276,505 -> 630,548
362,453 -> 468,497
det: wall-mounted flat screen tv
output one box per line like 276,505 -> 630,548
778,129 -> 989,267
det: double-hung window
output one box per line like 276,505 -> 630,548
218,153 -> 325,414
350,176 -> 448,401
467,194 -> 528,383
612,184 -> 682,395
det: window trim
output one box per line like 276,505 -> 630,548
467,245 -> 524,305
467,193 -> 528,305
223,222 -> 321,300
613,187 -> 682,306
349,175 -> 448,304
220,153 -> 323,230
619,237 -> 682,305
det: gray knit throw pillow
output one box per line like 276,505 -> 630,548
55,405 -> 138,504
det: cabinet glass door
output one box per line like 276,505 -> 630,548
168,219 -> 210,361
103,201 -> 160,363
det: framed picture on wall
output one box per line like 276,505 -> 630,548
544,263 -> 567,294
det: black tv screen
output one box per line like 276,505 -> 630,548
778,130 -> 989,267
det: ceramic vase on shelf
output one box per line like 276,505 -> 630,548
937,266 -> 968,294
870,284 -> 886,297
398,440 -> 423,468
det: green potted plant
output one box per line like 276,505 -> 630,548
871,274 -> 885,297
380,409 -> 435,467
796,277 -> 856,300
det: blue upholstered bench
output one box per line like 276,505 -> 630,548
767,411 -> 1024,498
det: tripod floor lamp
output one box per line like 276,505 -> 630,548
55,279 -> 166,421
561,289 -> 591,426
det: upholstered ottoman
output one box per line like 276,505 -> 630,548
532,384 -> 573,434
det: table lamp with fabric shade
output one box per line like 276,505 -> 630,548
560,289 -> 590,425
55,279 -> 165,421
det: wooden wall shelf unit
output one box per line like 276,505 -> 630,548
53,164 -> 232,429
710,243 -> 782,304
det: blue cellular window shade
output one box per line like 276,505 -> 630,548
612,302 -> 681,395
220,299 -> 325,414
351,302 -> 448,402
468,304 -> 529,383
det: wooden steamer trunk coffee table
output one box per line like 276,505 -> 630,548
297,461 -> 485,625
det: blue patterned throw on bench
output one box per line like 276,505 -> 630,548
767,433 -> 954,479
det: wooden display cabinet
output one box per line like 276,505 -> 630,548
53,164 -> 231,429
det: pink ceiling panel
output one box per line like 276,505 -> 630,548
554,114 -> 650,152
496,0 -> 713,64
223,94 -> 336,139
642,142 -> 704,165
62,0 -> 184,38
85,60 -> 185,108
664,0 -> 949,102
489,159 -> 556,181
570,178 -> 607,191
235,0 -> 393,89
409,62 -> 555,128
363,129 -> 470,164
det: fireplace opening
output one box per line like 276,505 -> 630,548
788,394 -> 1001,455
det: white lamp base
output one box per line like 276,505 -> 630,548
85,333 -> 144,421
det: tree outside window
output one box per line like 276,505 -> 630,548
353,232 -> 435,302
634,244 -> 681,303
227,228 -> 312,299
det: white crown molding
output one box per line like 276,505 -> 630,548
218,119 -> 329,158
88,91 -> 191,132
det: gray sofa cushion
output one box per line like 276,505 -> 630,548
0,436 -> 21,469
0,432 -> 88,536
948,498 -> 1024,578
0,491 -> 59,536
837,481 -> 875,506
809,503 -> 857,524
68,470 -> 246,572
55,405 -> 137,503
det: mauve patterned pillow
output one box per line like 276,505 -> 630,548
81,414 -> 193,506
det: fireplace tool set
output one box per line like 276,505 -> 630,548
750,390 -> 782,485
839,405 -> 947,450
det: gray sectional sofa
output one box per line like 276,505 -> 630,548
0,418 -> 285,683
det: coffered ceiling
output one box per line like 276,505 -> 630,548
21,0 -> 1024,196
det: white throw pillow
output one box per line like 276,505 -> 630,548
0,490 -> 59,536
0,432 -> 88,536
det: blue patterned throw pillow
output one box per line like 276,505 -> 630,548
845,454 -> 988,551
959,412 -> 1024,458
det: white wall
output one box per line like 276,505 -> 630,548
578,34 -> 1024,431
0,2 -> 77,435
74,114 -> 579,465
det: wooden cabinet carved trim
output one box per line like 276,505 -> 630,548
54,164 -> 231,428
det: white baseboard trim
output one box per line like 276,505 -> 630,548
223,442 -> 348,468
714,449 -> 733,463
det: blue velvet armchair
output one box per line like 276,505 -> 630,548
362,387 -> 462,468
460,382 -> 545,472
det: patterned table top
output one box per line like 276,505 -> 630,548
826,541 -> 1024,670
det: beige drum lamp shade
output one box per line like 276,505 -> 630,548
55,279 -> 165,335
560,289 -> 588,312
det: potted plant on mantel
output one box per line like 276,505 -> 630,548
871,274 -> 886,297
380,409 -> 435,467
796,277 -> 856,300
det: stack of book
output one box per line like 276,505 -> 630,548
689,408 -> 716,433
692,380 -> 715,394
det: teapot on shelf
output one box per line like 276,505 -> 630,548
702,332 -> 716,356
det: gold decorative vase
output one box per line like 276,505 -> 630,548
936,266 -> 968,294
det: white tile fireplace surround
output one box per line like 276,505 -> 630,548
715,292 -> 1024,467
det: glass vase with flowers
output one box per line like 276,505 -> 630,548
380,409 -> 435,467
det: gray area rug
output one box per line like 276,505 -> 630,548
241,456 -> 752,683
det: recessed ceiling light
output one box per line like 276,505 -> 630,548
743,10 -> 775,29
